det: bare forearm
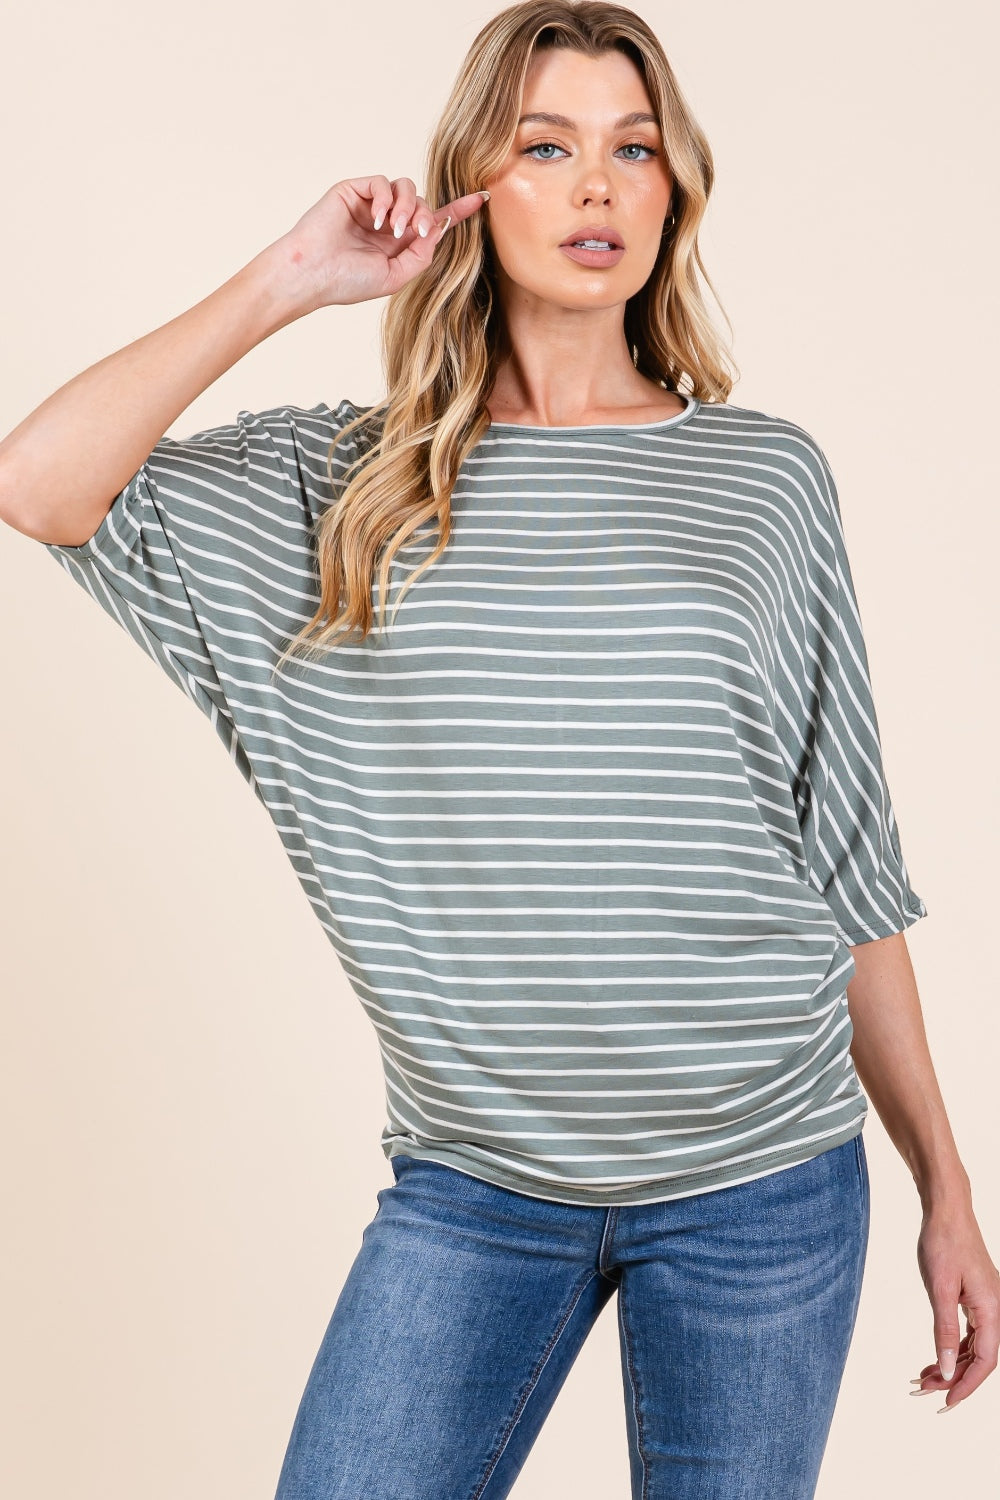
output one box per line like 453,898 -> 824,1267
846,931 -> 970,1213
0,174 -> 475,548
0,239 -> 307,547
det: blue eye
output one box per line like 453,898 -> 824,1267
620,142 -> 658,161
521,140 -> 658,162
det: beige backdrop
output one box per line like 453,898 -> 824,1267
1,2 -> 997,1495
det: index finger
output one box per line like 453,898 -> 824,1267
433,189 -> 491,228
942,1299 -> 1000,1409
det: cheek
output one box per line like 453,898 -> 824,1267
490,183 -> 555,255
502,171 -> 549,219
641,182 -> 674,223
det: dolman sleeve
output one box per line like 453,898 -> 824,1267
785,436 -> 928,946
41,400 -> 363,791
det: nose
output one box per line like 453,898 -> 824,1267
576,184 -> 613,210
577,177 -> 613,206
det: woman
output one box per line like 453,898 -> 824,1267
1,2 -> 996,1496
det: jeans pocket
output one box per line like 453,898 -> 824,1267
852,1131 -> 869,1220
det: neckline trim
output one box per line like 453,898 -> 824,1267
486,391 -> 701,433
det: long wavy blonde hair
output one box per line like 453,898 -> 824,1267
273,0 -> 737,677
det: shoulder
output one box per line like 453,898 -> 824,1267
702,398 -> 832,470
223,397 -> 381,452
216,399 -> 387,494
701,399 -> 841,525
325,397 -> 386,457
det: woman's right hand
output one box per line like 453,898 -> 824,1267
268,175 -> 490,313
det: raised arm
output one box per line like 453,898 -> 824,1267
0,177 -> 486,548
0,253 -> 303,547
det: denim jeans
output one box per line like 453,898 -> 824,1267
273,1131 -> 869,1500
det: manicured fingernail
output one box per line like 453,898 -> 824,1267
418,219 -> 428,237
937,1402 -> 957,1414
394,218 -> 406,239
479,190 -> 491,201
373,205 -> 384,230
909,1388 -> 936,1396
909,1378 -> 923,1385
437,215 -> 452,234
939,1351 -> 957,1381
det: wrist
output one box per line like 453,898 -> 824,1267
914,1157 -> 973,1216
245,237 -> 327,328
232,240 -> 314,340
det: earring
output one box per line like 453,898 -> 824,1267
661,212 -> 676,236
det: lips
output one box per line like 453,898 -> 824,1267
559,225 -> 625,248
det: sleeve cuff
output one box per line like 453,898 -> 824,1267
839,895 -> 928,946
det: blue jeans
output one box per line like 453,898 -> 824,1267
273,1132 -> 870,1500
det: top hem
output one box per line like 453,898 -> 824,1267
384,1112 -> 868,1208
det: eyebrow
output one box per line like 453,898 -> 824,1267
517,111 -> 660,130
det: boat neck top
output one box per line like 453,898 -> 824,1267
43,392 -> 926,1206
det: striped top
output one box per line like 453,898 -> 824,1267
44,391 -> 927,1205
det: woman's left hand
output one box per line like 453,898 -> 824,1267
913,1203 -> 1000,1409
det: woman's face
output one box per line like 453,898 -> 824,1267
484,47 -> 673,312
